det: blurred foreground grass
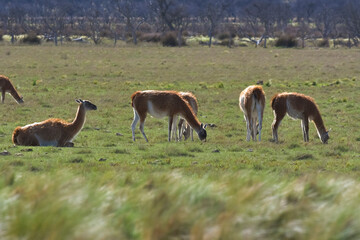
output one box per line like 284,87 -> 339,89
1,170 -> 360,239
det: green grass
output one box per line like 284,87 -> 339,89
0,45 -> 360,239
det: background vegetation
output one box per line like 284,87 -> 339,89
1,0 -> 360,48
0,44 -> 359,239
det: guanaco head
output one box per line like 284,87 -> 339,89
76,99 -> 97,111
197,123 -> 207,141
321,129 -> 330,144
17,97 -> 24,104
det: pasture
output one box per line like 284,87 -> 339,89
0,45 -> 359,239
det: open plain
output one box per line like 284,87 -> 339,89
0,45 -> 359,239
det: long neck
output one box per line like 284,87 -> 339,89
69,105 -> 86,133
179,101 -> 202,133
312,109 -> 327,136
9,85 -> 22,102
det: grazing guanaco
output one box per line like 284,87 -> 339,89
12,99 -> 97,147
239,85 -> 265,141
131,90 -> 206,142
177,92 -> 198,141
271,92 -> 330,143
0,75 -> 24,104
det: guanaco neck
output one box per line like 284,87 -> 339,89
69,104 -> 86,133
312,109 -> 327,136
178,101 -> 202,132
9,87 -> 22,102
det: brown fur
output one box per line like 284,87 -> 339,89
239,85 -> 265,141
270,93 -> 279,110
131,91 -> 141,107
177,92 -> 199,141
131,90 -> 206,142
0,75 -> 24,104
271,92 -> 329,143
12,99 -> 97,147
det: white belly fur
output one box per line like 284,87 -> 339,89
286,100 -> 303,120
147,101 -> 168,119
35,134 -> 58,146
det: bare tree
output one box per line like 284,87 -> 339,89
294,0 -> 316,24
62,2 -> 79,31
103,2 -> 121,46
274,1 -> 291,34
144,0 -> 163,32
0,0 -> 354,49
83,1 -> 108,44
200,0 -> 233,47
237,1 -> 270,47
3,2 -> 26,44
342,0 -> 360,47
238,0 -> 281,48
170,3 -> 191,46
313,1 -> 339,41
297,21 -> 312,48
147,0 -> 192,46
293,0 -> 317,48
41,2 -> 67,46
148,0 -> 176,31
237,8 -> 264,47
112,0 -> 146,45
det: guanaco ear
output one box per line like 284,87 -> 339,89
204,124 -> 208,129
327,128 -> 332,133
76,99 -> 83,104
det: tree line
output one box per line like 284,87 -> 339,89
0,0 -> 359,47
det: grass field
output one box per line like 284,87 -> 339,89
0,44 -> 360,239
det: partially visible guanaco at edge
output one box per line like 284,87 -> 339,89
0,75 -> 24,104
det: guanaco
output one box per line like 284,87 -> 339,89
0,75 -> 24,104
239,85 -> 265,141
271,92 -> 330,143
12,99 -> 97,147
131,90 -> 207,142
177,92 -> 199,141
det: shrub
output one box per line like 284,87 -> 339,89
217,33 -> 230,40
22,33 -> 41,45
318,39 -> 329,48
275,35 -> 297,48
199,40 -> 209,46
100,29 -> 112,38
138,23 -> 152,33
161,32 -> 177,46
333,39 -> 347,47
219,39 -> 234,47
139,33 -> 162,43
238,42 -> 248,47
161,32 -> 185,47
182,30 -> 190,37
